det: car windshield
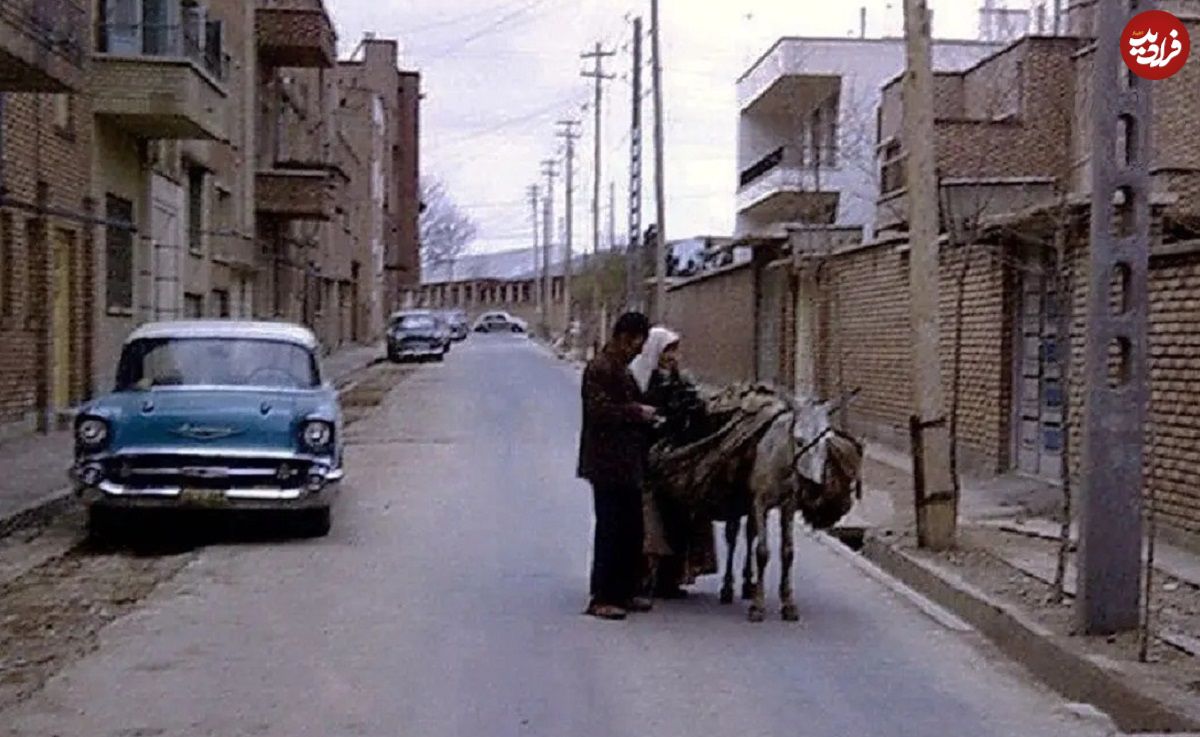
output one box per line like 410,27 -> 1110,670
395,315 -> 437,330
116,338 -> 319,390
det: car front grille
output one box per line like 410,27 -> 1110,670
103,455 -> 312,490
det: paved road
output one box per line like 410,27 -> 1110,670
1,337 -> 1114,737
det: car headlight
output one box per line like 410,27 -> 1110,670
76,417 -> 109,451
301,420 -> 333,451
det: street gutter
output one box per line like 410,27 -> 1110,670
862,534 -> 1200,733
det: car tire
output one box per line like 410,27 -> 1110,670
87,506 -> 124,543
299,507 -> 331,538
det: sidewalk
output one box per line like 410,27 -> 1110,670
0,340 -> 384,538
858,444 -> 1200,732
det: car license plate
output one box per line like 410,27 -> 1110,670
179,488 -> 228,508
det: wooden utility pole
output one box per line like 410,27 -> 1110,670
557,119 -> 581,338
627,15 -> 645,312
650,0 -> 667,323
903,0 -> 956,551
1076,0 -> 1151,636
529,184 -> 540,317
541,159 -> 559,339
582,43 -> 615,346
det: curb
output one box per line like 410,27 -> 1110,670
862,535 -> 1200,734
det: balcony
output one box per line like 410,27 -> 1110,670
256,0 -> 335,68
737,146 -> 839,224
92,22 -> 229,140
0,0 -> 86,91
256,161 -> 345,221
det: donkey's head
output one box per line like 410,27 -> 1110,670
790,393 -> 865,530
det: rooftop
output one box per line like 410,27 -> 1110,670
124,321 -> 319,350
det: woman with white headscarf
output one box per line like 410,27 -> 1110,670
630,326 -> 718,599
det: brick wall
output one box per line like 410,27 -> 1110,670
0,83 -> 95,432
661,263 -> 757,386
814,240 -> 1011,473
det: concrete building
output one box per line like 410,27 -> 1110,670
338,38 -> 421,317
735,36 -> 1001,241
0,0 -> 91,437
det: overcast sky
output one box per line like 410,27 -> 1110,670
328,0 -> 1032,255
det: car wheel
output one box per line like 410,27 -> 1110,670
87,506 -> 124,543
298,507 -> 331,538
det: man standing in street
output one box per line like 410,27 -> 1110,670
577,312 -> 658,621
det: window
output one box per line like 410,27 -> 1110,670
0,212 -> 12,317
53,95 -> 74,138
105,195 -> 135,312
881,141 -> 904,195
187,167 -> 204,256
211,289 -> 230,317
184,293 -> 204,317
116,338 -> 319,390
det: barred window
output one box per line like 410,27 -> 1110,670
188,167 -> 205,256
105,194 -> 134,312
185,293 -> 204,318
211,289 -> 230,318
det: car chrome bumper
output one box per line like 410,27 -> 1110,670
72,466 -> 343,511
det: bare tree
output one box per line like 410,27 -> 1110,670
419,177 -> 479,278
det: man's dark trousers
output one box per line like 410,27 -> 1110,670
590,481 -> 644,607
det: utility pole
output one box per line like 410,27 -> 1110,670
1076,0 -> 1151,636
903,0 -> 956,551
541,158 -> 559,339
529,184 -> 540,317
609,181 -> 616,251
557,119 -> 581,339
582,42 -> 615,348
627,15 -> 644,312
650,0 -> 667,323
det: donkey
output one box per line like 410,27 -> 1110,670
717,395 -> 862,622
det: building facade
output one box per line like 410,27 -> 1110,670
735,36 -> 1001,242
0,0 -> 421,440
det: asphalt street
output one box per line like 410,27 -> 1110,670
1,336 -> 1118,737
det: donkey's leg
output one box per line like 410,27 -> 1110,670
720,517 -> 740,605
741,514 -> 757,601
748,501 -> 770,623
779,497 -> 799,622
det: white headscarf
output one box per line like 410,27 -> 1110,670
629,326 -> 680,393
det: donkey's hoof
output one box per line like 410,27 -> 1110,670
741,583 -> 757,601
781,604 -> 800,622
747,606 -> 765,623
719,587 -> 734,605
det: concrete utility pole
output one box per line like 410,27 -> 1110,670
541,159 -> 559,339
627,15 -> 645,312
582,42 -> 615,345
529,184 -> 540,316
609,181 -> 616,251
1076,0 -> 1152,636
903,0 -> 956,551
650,0 -> 667,323
557,119 -> 581,337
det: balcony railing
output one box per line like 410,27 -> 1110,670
96,22 -> 229,82
739,147 -> 784,188
1,0 -> 86,66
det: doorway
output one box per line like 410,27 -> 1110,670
51,229 -> 75,412
1013,251 -> 1065,479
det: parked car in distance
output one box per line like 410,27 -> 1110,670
72,321 -> 343,539
388,310 -> 449,362
473,311 -> 527,334
442,310 -> 469,341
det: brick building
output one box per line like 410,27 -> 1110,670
0,0 -> 421,441
810,2 -> 1200,537
0,0 -> 92,438
338,38 -> 422,316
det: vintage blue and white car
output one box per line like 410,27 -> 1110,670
72,320 -> 344,538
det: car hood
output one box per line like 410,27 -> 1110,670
81,389 -> 334,455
